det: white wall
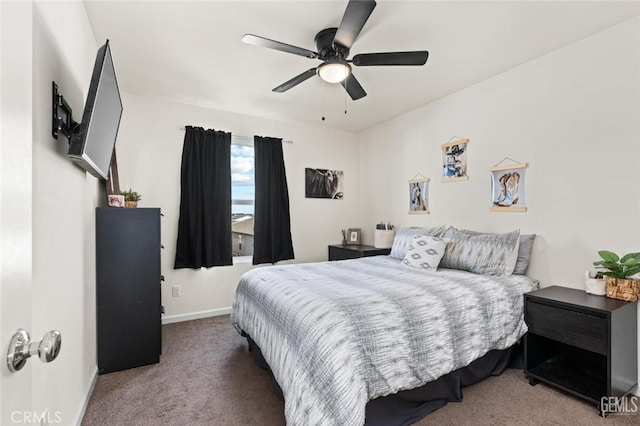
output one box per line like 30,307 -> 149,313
116,94 -> 359,319
357,17 -> 640,388
31,1 -> 99,424
358,16 -> 640,285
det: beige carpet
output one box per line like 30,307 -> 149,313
82,315 -> 639,425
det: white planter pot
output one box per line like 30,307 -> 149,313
584,275 -> 606,296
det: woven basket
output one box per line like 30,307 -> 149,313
125,200 -> 138,208
605,277 -> 640,302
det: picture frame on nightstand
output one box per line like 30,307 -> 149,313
347,228 -> 361,245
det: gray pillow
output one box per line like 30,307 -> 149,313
513,234 -> 536,274
461,229 -> 535,275
440,228 -> 520,275
389,225 -> 446,260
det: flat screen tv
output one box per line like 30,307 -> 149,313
68,40 -> 122,180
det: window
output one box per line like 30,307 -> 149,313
231,139 -> 254,257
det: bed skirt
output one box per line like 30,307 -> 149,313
245,335 -> 519,426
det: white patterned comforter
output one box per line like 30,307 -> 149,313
231,256 -> 537,426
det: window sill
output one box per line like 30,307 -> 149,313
233,255 -> 253,265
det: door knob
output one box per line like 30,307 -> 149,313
6,329 -> 62,372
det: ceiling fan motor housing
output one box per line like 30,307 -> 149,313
315,28 -> 349,60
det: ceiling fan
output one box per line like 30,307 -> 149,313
242,0 -> 429,100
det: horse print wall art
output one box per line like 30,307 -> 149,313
409,177 -> 430,214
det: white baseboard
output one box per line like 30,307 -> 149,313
162,307 -> 232,324
74,367 -> 98,426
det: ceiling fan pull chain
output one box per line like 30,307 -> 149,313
344,78 -> 348,115
321,79 -> 326,121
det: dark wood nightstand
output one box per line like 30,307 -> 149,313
524,286 -> 638,415
328,244 -> 391,261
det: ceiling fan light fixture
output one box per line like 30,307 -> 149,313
318,61 -> 351,83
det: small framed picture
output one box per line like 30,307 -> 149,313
347,228 -> 361,245
108,194 -> 125,207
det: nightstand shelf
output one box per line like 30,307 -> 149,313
328,244 -> 390,261
524,286 -> 637,414
527,351 -> 606,402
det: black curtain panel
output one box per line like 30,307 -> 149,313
253,136 -> 295,265
174,126 -> 232,269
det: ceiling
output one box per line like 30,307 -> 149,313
83,1 -> 640,133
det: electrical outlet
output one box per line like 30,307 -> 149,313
172,285 -> 181,297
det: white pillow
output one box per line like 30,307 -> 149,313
402,235 -> 449,270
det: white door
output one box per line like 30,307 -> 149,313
1,1 -> 34,424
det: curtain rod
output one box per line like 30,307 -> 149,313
179,127 -> 292,144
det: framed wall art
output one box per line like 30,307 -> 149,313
408,177 -> 430,214
490,161 -> 528,212
441,138 -> 469,182
305,168 -> 344,199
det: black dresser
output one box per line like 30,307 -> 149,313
96,207 -> 162,374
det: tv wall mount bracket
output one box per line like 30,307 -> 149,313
52,81 -> 79,142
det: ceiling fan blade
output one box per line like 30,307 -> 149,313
242,34 -> 318,59
340,73 -> 367,100
333,0 -> 377,49
352,51 -> 429,66
273,68 -> 318,93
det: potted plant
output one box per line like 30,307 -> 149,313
121,188 -> 142,208
593,250 -> 640,302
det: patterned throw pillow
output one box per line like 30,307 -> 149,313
459,229 -> 536,275
389,225 -> 447,260
440,228 -> 520,276
402,235 -> 449,270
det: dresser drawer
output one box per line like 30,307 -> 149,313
526,301 -> 607,355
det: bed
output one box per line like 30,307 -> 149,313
231,247 -> 537,426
